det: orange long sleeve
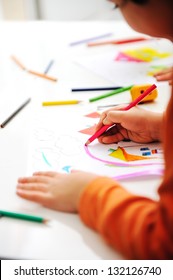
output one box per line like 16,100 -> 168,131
79,87 -> 173,260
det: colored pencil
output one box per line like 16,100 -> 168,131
0,210 -> 48,224
0,98 -> 31,128
42,100 -> 82,106
97,103 -> 129,110
11,55 -> 27,71
28,70 -> 57,82
72,86 -> 122,92
87,37 -> 149,47
11,56 -> 57,81
69,33 -> 113,46
89,85 -> 133,103
44,60 -> 54,74
85,84 -> 157,145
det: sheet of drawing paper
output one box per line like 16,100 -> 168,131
74,40 -> 173,86
27,104 -> 164,180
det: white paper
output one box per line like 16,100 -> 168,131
27,104 -> 164,180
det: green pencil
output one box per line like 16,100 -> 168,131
89,85 -> 133,102
0,210 -> 48,224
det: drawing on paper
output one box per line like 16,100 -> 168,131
147,65 -> 168,76
108,147 -> 153,161
84,112 -> 100,118
84,142 -> 163,167
29,107 -> 164,180
115,47 -> 171,62
79,124 -> 97,135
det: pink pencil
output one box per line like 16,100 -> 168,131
85,84 -> 157,145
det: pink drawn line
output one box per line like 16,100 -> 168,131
112,167 -> 163,181
84,145 -> 164,167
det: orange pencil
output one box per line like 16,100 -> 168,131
28,70 -> 57,82
11,55 -> 27,71
87,37 -> 149,47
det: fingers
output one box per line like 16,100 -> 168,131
98,125 -> 128,144
18,172 -> 60,184
103,110 -> 125,125
96,110 -> 125,133
98,132 -> 125,144
16,189 -> 50,204
33,171 -> 59,177
155,72 -> 172,82
17,182 -> 47,192
16,176 -> 52,204
96,105 -> 126,130
18,175 -> 51,184
95,112 -> 107,131
154,67 -> 173,82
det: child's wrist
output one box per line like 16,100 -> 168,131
149,112 -> 163,141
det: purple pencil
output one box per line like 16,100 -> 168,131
69,33 -> 113,46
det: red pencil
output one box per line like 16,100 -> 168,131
85,84 -> 157,145
87,37 -> 149,47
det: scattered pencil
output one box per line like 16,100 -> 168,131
89,85 -> 133,102
97,103 -> 130,110
28,70 -> 57,82
85,84 -> 157,145
0,98 -> 31,128
72,86 -> 122,92
42,100 -> 82,106
87,37 -> 149,47
44,60 -> 54,74
11,55 -> 27,71
69,33 -> 113,46
0,210 -> 48,224
11,55 -> 57,82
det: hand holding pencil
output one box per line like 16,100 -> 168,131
85,84 -> 158,145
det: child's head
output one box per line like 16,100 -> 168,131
110,0 -> 173,40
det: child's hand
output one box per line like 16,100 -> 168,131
154,67 -> 173,85
16,171 -> 98,213
96,106 -> 163,144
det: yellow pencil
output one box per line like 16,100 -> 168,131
28,70 -> 57,82
42,100 -> 82,106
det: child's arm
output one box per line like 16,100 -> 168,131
96,106 -> 163,144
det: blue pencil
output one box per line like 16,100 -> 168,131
44,60 -> 54,74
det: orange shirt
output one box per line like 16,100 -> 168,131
79,86 -> 173,260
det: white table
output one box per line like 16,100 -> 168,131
0,21 -> 171,259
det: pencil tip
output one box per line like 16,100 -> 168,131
85,140 -> 90,146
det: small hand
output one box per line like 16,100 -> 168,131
16,171 -> 98,213
95,106 -> 163,144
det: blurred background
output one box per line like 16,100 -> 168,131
0,0 -> 123,21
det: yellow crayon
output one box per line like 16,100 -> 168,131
42,100 -> 81,106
